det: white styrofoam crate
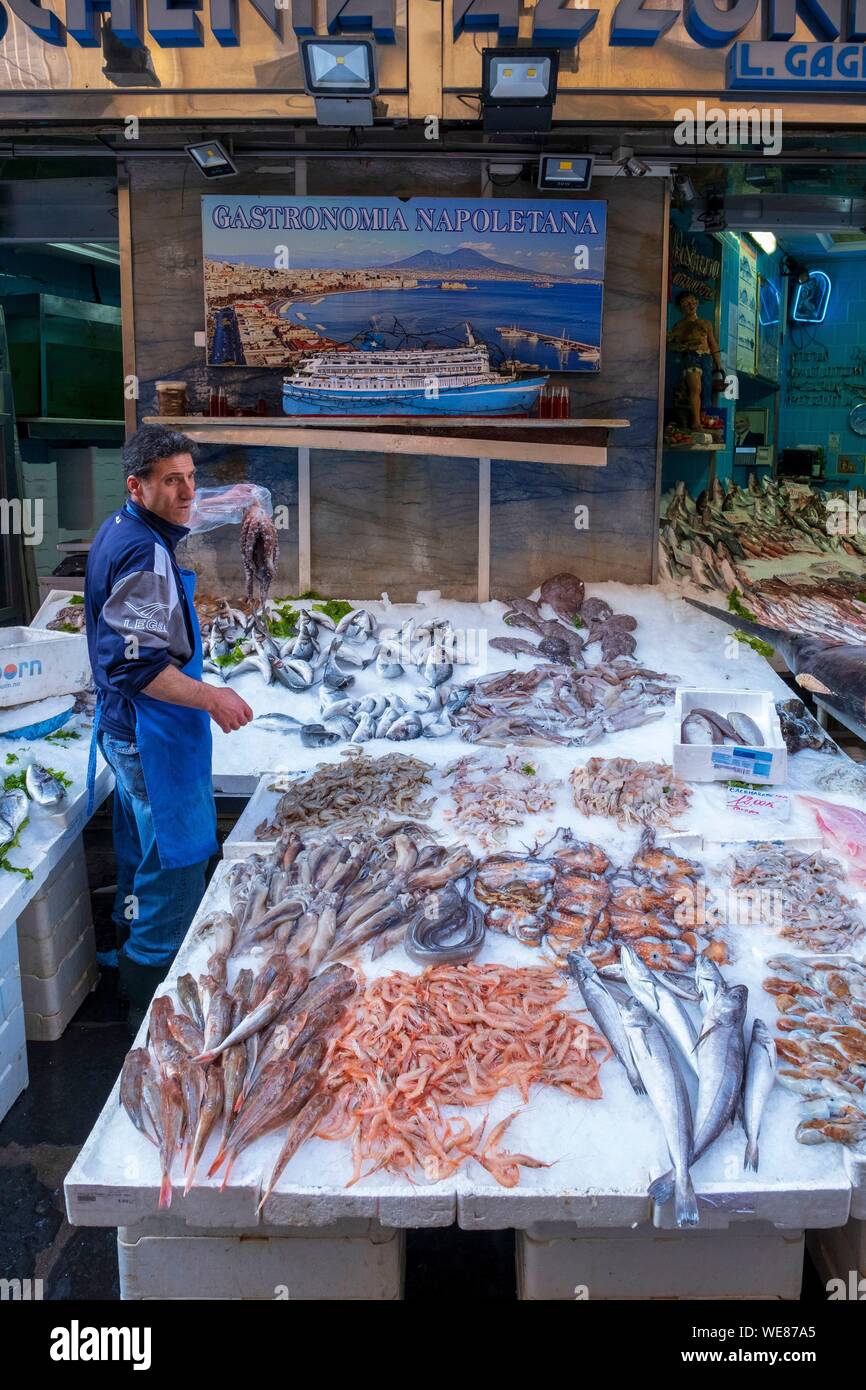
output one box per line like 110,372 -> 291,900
0,626 -> 89,707
0,923 -> 21,1024
21,921 -> 97,1041
18,885 -> 92,979
16,840 -> 88,944
673,687 -> 787,785
516,1224 -> 804,1300
808,1220 -> 866,1292
221,774 -> 287,858
0,1033 -> 28,1124
117,1224 -> 405,1300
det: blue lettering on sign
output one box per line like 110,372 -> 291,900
728,38 -> 866,85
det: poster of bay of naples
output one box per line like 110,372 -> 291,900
202,196 -> 606,372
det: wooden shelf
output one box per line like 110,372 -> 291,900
143,415 -> 631,467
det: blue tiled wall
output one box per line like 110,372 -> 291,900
779,255 -> 866,482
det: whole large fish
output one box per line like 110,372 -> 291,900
184,1066 -> 224,1195
0,789 -> 28,847
685,598 -> 866,728
257,1092 -> 333,1214
194,964 -> 291,1063
120,1048 -> 157,1145
25,763 -> 67,810
622,998 -> 698,1229
743,1018 -> 777,1172
566,952 -> 645,1095
620,945 -> 699,1077
648,983 -> 748,1207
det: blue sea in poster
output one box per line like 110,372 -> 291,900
276,280 -> 603,372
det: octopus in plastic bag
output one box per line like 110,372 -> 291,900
240,501 -> 279,616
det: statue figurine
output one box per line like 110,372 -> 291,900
667,291 -> 725,431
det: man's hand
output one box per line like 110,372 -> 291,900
205,686 -> 254,733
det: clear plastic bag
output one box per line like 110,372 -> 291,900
186,483 -> 273,533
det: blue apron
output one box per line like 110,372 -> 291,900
86,509 -> 218,871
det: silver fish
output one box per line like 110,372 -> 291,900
743,1018 -> 776,1172
387,713 -> 422,741
351,713 -> 377,743
649,982 -> 748,1206
300,723 -> 341,748
375,705 -> 403,739
0,789 -> 28,846
622,998 -> 699,1229
620,945 -> 699,1076
336,608 -> 375,640
25,764 -> 67,810
320,692 -> 355,716
254,713 -> 304,733
226,653 -> 272,684
330,638 -> 373,669
376,642 -> 404,679
681,712 -> 716,745
695,955 -> 726,1013
693,984 -> 748,1157
567,952 -> 646,1096
323,651 -> 355,690
324,714 -> 358,739
422,713 -> 453,738
272,658 -> 315,691
422,647 -> 453,688
728,711 -> 764,746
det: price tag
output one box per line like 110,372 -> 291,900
726,784 -> 790,819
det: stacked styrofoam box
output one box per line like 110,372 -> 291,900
16,837 -> 97,1041
117,1218 -> 405,1300
0,919 -> 27,1123
516,1223 -> 805,1300
808,1220 -> 866,1294
21,460 -> 59,579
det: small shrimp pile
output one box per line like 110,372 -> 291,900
442,753 -> 560,848
259,748 -> 435,837
569,757 -> 692,829
317,963 -> 611,1186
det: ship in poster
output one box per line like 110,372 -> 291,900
281,332 -> 547,417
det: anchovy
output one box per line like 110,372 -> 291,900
566,951 -> 646,1096
743,1017 -> 776,1172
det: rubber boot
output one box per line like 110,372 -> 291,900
118,952 -> 168,1040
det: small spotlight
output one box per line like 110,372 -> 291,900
186,140 -> 238,179
673,171 -> 696,202
481,47 -> 559,133
300,37 -> 377,127
623,155 -> 650,178
537,155 -> 593,192
751,231 -> 777,255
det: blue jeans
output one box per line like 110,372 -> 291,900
100,733 -> 209,969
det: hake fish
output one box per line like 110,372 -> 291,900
649,983 -> 748,1207
620,944 -> 699,1077
622,997 -> 699,1229
566,951 -> 646,1096
743,1017 -> 777,1172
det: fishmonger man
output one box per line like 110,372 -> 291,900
85,425 -> 253,1029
